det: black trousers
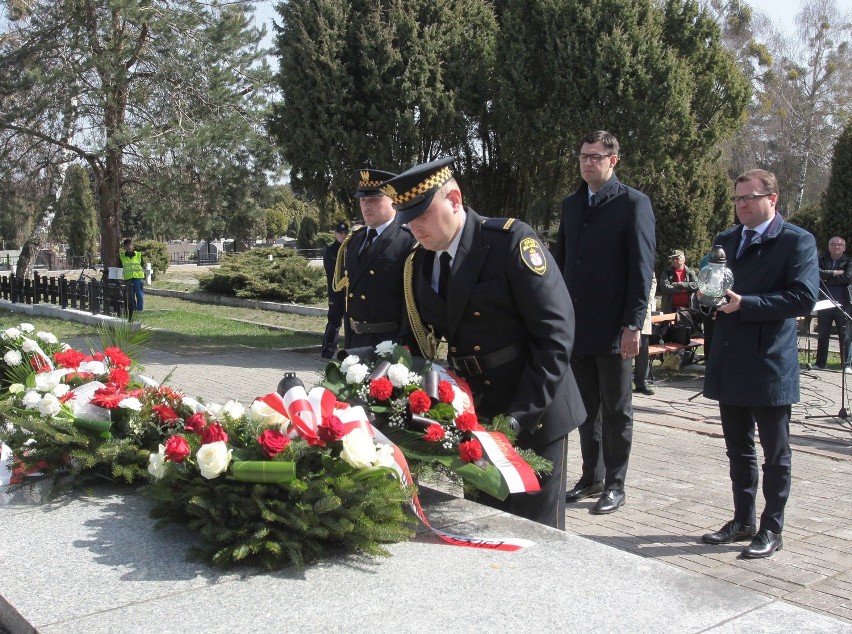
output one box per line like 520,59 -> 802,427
719,403 -> 791,534
816,306 -> 849,367
633,334 -> 650,387
571,353 -> 633,491
321,295 -> 345,356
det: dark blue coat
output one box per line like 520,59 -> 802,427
703,214 -> 818,406
552,175 -> 656,355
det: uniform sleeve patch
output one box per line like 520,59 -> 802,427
520,237 -> 547,276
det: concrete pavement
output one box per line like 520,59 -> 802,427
136,343 -> 852,627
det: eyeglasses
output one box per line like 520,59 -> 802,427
730,193 -> 772,204
829,242 -> 846,247
577,153 -> 612,163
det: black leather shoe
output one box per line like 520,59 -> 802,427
590,489 -> 625,514
634,384 -> 655,395
565,481 -> 604,503
701,520 -> 756,545
741,529 -> 783,559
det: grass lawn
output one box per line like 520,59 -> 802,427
1,293 -> 324,355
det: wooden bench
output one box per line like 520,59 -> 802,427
647,312 -> 704,373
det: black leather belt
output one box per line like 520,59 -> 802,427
349,318 -> 399,335
448,340 -> 526,377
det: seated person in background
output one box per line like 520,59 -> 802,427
660,249 -> 698,313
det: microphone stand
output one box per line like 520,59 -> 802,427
805,286 -> 850,421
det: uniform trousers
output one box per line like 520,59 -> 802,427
719,403 -> 791,534
571,353 -> 633,491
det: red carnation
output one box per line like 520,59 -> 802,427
201,422 -> 228,444
459,439 -> 483,463
163,435 -> 191,463
408,390 -> 431,415
454,412 -> 478,433
437,381 -> 454,404
92,352 -> 105,361
257,429 -> 291,457
184,412 -> 207,434
91,384 -> 128,409
153,404 -> 180,423
54,349 -> 86,369
369,377 -> 394,401
318,415 -> 345,443
104,347 -> 131,368
423,424 -> 446,442
108,367 -> 131,388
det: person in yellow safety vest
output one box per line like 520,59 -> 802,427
119,238 -> 145,312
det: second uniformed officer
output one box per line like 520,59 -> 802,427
334,168 -> 415,349
382,157 -> 586,529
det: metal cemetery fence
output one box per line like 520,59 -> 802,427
0,271 -> 129,318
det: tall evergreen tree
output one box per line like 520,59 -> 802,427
820,119 -> 852,245
57,165 -> 99,267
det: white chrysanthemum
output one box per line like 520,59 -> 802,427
21,338 -> 38,353
345,363 -> 369,384
147,445 -> 167,480
22,390 -> 42,409
9,383 -> 25,394
3,327 -> 21,339
119,397 -> 142,411
374,340 -> 394,357
38,393 -> 61,417
221,400 -> 245,420
386,363 -> 411,388
340,355 -> 360,373
3,350 -> 22,366
52,384 -> 70,398
36,331 -> 58,344
78,360 -> 107,375
19,323 -> 35,333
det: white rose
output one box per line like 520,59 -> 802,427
375,341 -> 394,357
374,443 -> 396,468
19,323 -> 35,333
3,350 -> 22,366
206,402 -> 224,418
340,355 -> 360,373
148,445 -> 167,479
38,393 -> 61,417
78,360 -> 106,375
52,384 -> 70,398
21,338 -> 38,353
35,370 -> 67,393
36,331 -> 58,344
249,399 -> 289,428
119,397 -> 142,411
196,441 -> 232,479
387,363 -> 411,388
340,428 -> 378,469
221,400 -> 245,420
345,363 -> 369,385
3,327 -> 21,339
9,383 -> 25,394
22,390 -> 42,409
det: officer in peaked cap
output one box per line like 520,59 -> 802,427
332,167 -> 415,350
386,157 -> 586,530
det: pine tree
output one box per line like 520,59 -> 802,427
58,165 -> 99,267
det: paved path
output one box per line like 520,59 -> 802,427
139,344 -> 852,626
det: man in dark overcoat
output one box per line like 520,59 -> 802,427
701,168 -> 818,559
334,168 -> 415,350
382,157 -> 586,529
552,130 -> 656,514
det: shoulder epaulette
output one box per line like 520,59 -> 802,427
480,217 -> 516,231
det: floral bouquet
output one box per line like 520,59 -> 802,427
321,342 -> 551,501
145,374 -> 413,569
0,322 -> 190,489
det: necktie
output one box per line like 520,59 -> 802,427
362,228 -> 378,252
438,252 -> 452,300
737,229 -> 757,259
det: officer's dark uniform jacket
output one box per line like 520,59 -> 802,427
407,208 -> 585,446
338,220 -> 415,348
